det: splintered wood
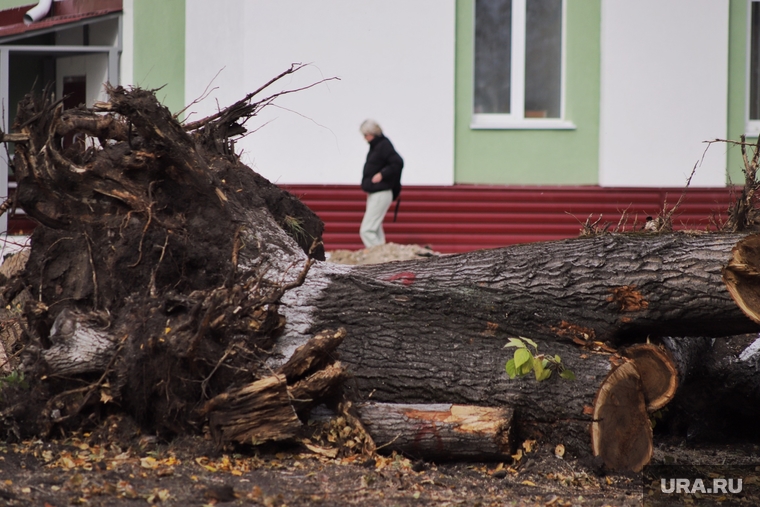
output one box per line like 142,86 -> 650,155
202,329 -> 346,446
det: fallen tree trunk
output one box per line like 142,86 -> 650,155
265,233 -> 758,458
278,232 -> 757,355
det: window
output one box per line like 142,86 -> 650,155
748,0 -> 760,135
472,0 -> 572,129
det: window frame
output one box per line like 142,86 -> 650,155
471,0 -> 574,130
747,0 -> 760,136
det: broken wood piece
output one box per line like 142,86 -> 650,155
276,328 -> 346,383
288,361 -> 348,415
591,361 -> 652,472
354,402 -> 513,461
203,374 -> 301,445
621,343 -> 678,412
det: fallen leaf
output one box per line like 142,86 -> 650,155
301,440 -> 338,458
140,457 -> 158,469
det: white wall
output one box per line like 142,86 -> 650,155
120,0 -> 133,87
185,0 -> 456,186
56,54 -> 109,105
599,0 -> 729,187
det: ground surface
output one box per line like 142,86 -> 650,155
0,430 -> 644,507
2,432 -> 760,506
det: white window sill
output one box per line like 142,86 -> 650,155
470,118 -> 576,130
745,120 -> 760,137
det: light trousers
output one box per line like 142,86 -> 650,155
360,189 -> 393,248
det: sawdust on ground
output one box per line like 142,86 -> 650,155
326,243 -> 439,265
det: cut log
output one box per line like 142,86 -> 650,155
620,343 -> 678,412
354,402 -> 513,461
279,233 -> 759,358
588,343 -> 678,471
591,361 -> 652,472
724,234 -> 760,323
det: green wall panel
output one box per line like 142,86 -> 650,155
132,0 -> 184,114
455,0 -> 601,185
0,1 -> 34,9
728,0 -> 751,185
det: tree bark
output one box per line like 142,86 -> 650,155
263,233 -> 758,455
354,403 -> 513,461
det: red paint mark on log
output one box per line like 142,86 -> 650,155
413,421 -> 445,452
384,272 -> 416,286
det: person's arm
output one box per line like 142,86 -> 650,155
377,142 -> 403,182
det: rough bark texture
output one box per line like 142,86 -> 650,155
325,233 -> 757,346
269,233 -> 760,456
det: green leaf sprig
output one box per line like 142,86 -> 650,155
504,337 -> 575,382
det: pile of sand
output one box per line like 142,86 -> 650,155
326,243 -> 439,265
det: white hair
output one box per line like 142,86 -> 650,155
359,119 -> 382,136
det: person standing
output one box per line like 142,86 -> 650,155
359,119 -> 403,248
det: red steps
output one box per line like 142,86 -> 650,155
6,184 -> 736,253
283,185 -> 735,253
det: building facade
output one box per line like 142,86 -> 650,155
0,1 -> 755,250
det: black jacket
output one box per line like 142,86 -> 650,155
361,135 -> 403,199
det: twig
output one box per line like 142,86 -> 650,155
129,183 -> 157,268
183,63 -> 308,132
184,63 -> 338,133
374,434 -> 400,452
176,67 -> 225,120
201,347 -> 234,399
84,232 -> 99,309
149,232 -> 169,298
